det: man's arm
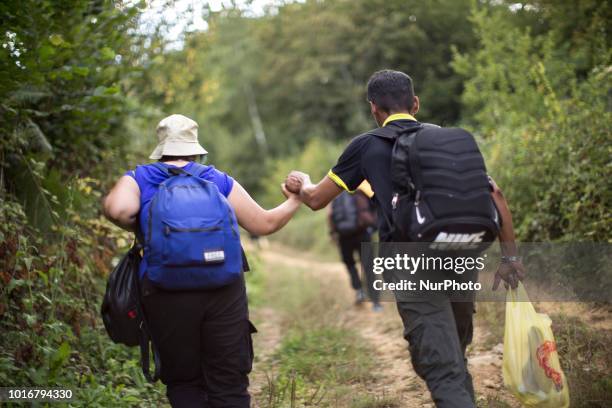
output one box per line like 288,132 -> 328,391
489,178 -> 526,290
286,171 -> 343,211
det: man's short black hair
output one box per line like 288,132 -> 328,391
367,70 -> 415,113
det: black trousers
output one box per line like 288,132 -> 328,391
397,298 -> 475,408
337,230 -> 379,302
141,275 -> 256,408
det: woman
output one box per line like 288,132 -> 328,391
103,114 -> 301,407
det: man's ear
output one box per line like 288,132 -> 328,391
369,101 -> 377,115
370,101 -> 386,126
411,96 -> 420,115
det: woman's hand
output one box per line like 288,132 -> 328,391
285,171 -> 308,194
281,182 -> 300,201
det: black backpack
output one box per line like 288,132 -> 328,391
369,123 -> 500,250
331,191 -> 361,236
101,243 -> 161,382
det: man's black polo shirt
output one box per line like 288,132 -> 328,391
328,113 -> 420,242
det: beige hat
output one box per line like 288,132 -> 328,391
149,114 -> 208,160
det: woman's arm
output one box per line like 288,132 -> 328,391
103,175 -> 140,231
228,181 -> 301,236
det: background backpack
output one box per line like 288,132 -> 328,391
370,124 -> 500,250
144,162 -> 242,290
101,242 -> 160,382
331,191 -> 376,236
331,192 -> 361,236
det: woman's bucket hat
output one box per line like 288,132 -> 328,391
149,114 -> 208,160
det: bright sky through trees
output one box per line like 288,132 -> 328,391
139,0 -> 296,48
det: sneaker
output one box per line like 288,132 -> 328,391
372,303 -> 383,313
355,289 -> 366,304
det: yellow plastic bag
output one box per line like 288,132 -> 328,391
503,282 -> 570,407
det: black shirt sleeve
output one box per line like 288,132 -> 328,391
329,134 -> 368,192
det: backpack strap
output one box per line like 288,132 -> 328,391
150,161 -> 169,174
186,162 -> 209,177
151,161 -> 209,178
366,126 -> 401,140
399,123 -> 440,198
131,260 -> 161,383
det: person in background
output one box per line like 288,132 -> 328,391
103,114 -> 301,408
328,186 -> 381,310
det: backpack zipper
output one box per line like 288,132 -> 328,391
164,225 -> 222,235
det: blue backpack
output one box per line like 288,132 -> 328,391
143,162 -> 242,290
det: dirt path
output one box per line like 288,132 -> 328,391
250,246 -> 520,407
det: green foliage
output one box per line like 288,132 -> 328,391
139,0 -> 478,194
0,0 -> 609,404
261,137 -> 342,256
0,2 -> 169,402
262,137 -> 342,207
0,194 -> 166,406
452,2 -> 611,242
0,0 -> 153,225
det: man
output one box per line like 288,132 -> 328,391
285,70 -> 525,408
328,188 -> 381,310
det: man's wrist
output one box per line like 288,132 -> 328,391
501,255 -> 521,263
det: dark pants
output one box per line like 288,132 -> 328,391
338,230 -> 379,303
141,275 -> 256,408
397,298 -> 475,408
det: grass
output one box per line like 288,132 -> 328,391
275,327 -> 374,385
250,252 -> 388,407
251,236 -> 612,406
551,313 -> 612,408
269,209 -> 338,261
474,300 -> 612,407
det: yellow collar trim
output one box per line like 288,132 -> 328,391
382,113 -> 416,127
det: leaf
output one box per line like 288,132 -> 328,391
100,47 -> 115,60
58,69 -> 73,81
103,85 -> 120,95
73,66 -> 90,76
49,342 -> 71,379
25,314 -> 37,327
6,279 -> 26,294
48,34 -> 64,46
23,256 -> 32,271
38,45 -> 56,62
37,270 -> 49,286
93,86 -> 107,96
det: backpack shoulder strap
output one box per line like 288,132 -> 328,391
151,161 -> 169,174
186,162 -> 209,177
151,162 -> 209,178
398,123 -> 441,196
366,126 -> 400,140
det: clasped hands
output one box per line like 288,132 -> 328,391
281,170 -> 310,199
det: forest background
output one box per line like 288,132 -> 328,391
0,0 -> 610,406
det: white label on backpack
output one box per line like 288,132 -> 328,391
203,250 -> 225,263
430,231 -> 486,250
